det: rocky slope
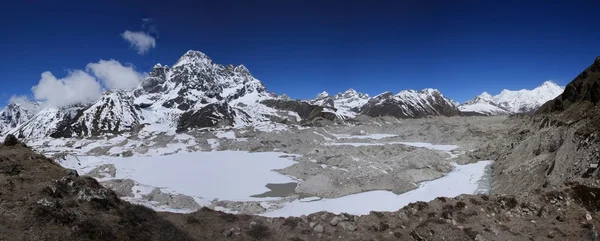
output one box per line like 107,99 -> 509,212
360,89 -> 461,118
0,135 -> 194,241
459,81 -> 564,115
480,57 -> 600,196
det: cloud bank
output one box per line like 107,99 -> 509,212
121,30 -> 156,55
87,60 -> 143,89
32,71 -> 103,107
29,60 -> 144,107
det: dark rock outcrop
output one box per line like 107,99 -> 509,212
261,99 -> 337,121
177,103 -> 238,132
537,57 -> 600,114
3,134 -> 19,146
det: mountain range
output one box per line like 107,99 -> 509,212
459,81 -> 564,115
0,50 -> 565,139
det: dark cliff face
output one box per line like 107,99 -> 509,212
260,99 -> 337,121
176,102 -> 241,132
537,57 -> 600,114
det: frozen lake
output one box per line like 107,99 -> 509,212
60,151 -> 299,201
58,141 -> 492,216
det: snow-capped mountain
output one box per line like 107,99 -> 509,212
0,100 -> 41,135
309,91 -> 334,108
459,81 -> 564,115
360,88 -> 460,118
9,50 -> 302,139
133,50 -> 276,132
2,50 -> 566,139
308,89 -> 370,118
9,106 -> 82,138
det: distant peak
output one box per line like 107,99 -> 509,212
316,91 -> 330,99
499,89 -> 511,95
344,88 -> 357,94
374,91 -> 394,98
541,80 -> 559,87
234,64 -> 249,73
420,88 -> 439,94
479,92 -> 493,99
279,93 -> 291,100
183,50 -> 209,58
152,63 -> 168,69
398,89 -> 417,94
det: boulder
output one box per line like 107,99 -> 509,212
3,134 -> 19,146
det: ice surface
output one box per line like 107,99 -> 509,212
397,142 -> 458,151
331,133 -> 398,140
60,151 -> 298,201
262,161 -> 492,217
325,141 -> 458,151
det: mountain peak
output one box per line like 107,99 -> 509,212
183,50 -> 209,58
316,91 -> 330,99
173,50 -> 213,68
278,93 -> 291,100
539,80 -> 560,89
479,92 -> 493,100
421,88 -> 440,95
375,91 -> 394,99
344,88 -> 357,94
234,64 -> 249,74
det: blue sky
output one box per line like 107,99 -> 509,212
1,0 -> 600,106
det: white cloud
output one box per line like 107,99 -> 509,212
31,70 -> 103,107
87,60 -> 143,89
121,30 -> 156,55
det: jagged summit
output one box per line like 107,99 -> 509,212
373,91 -> 394,99
478,92 -> 493,101
541,80 -> 559,87
316,91 -> 330,99
172,50 -> 214,69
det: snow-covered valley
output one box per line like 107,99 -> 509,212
28,116 -> 505,216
